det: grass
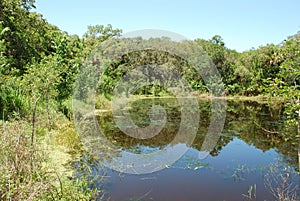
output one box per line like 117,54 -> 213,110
241,161 -> 299,201
242,184 -> 256,201
264,162 -> 299,201
0,114 -> 97,201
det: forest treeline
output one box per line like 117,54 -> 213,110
0,0 -> 299,200
1,0 -> 299,121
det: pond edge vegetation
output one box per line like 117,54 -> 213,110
0,0 -> 299,200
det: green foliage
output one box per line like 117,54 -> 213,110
51,34 -> 82,102
196,36 -> 238,94
0,20 -> 25,117
82,24 -> 122,54
0,0 -> 59,74
0,120 -> 96,201
0,76 -> 25,119
0,0 -> 300,199
22,56 -> 59,103
83,24 -> 122,41
261,32 -> 300,126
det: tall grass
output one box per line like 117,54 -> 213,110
0,120 -> 51,200
0,117 -> 97,200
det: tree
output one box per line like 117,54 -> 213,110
196,36 -> 237,94
0,21 -> 24,119
22,55 -> 59,169
0,0 -> 60,74
82,24 -> 122,54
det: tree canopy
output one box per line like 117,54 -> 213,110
0,0 -> 299,126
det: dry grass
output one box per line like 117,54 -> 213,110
0,120 -> 53,200
0,117 -> 97,201
264,162 -> 299,201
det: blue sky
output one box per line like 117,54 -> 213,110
35,0 -> 300,52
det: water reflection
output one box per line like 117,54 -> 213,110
75,98 -> 299,201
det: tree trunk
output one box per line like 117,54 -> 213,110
30,96 -> 40,173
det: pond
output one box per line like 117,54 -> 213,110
75,98 -> 300,201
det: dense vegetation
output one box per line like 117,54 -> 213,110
0,0 -> 299,200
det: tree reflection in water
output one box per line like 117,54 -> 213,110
75,98 -> 299,200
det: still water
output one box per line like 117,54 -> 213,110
75,98 -> 299,201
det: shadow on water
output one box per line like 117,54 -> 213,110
74,98 -> 300,201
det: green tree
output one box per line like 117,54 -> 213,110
196,36 -> 237,94
262,31 -> 300,147
82,24 -> 122,54
0,21 -> 24,119
22,55 -> 59,169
